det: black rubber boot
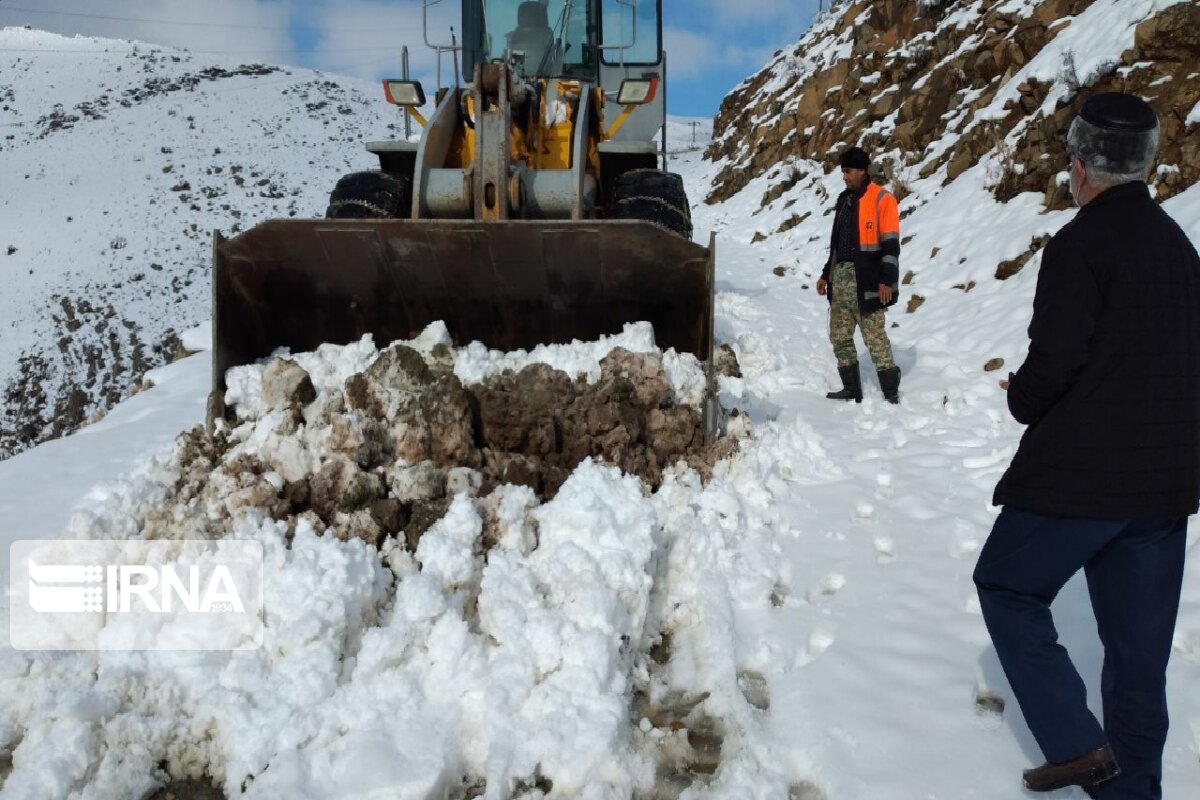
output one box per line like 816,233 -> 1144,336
826,363 -> 863,402
878,366 -> 901,404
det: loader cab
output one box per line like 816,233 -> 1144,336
462,1 -> 664,144
464,0 -> 594,80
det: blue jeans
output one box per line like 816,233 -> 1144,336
973,507 -> 1187,799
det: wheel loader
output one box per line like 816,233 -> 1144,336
209,0 -> 715,430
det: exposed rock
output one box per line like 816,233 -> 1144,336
715,344 -> 743,379
777,211 -> 812,233
1,299 -> 183,460
147,343 -> 741,548
260,359 -> 315,411
995,235 -> 1050,280
984,358 -> 1005,372
309,456 -> 385,522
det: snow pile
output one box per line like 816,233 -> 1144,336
0,460 -> 663,798
217,323 -> 728,511
0,320 -> 774,799
226,322 -> 709,415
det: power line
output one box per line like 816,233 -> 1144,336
0,4 -> 421,34
0,44 -> 406,55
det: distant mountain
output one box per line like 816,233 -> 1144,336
0,27 -> 405,459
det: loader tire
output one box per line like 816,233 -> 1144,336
612,169 -> 692,239
613,169 -> 690,220
325,171 -> 412,219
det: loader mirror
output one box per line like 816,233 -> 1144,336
617,78 -> 656,105
383,79 -> 426,107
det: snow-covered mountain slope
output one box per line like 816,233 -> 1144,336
708,0 -> 1199,211
0,27 -> 407,459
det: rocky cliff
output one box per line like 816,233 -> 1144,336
706,0 -> 1200,214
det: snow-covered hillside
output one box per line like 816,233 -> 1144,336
2,3 -> 1200,799
0,27 -> 408,459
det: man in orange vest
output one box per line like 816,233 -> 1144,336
816,146 -> 901,403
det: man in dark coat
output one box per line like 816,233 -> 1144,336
974,93 -> 1200,799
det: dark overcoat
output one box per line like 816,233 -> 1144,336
994,181 -> 1200,518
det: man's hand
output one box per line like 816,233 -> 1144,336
1000,380 -> 1010,391
878,283 -> 893,305
816,277 -> 827,296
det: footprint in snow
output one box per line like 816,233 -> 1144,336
805,573 -> 846,602
964,593 -> 982,616
789,780 -> 829,800
1172,631 -> 1200,664
949,537 -> 981,560
974,686 -> 1006,730
737,669 -> 770,711
794,625 -> 837,668
873,536 -> 896,564
950,520 -> 984,560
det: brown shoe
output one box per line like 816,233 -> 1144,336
1022,745 -> 1120,792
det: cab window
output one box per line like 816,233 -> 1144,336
482,1 -> 595,79
599,0 -> 660,65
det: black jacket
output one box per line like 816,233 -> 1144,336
994,181 -> 1200,518
823,182 -> 901,314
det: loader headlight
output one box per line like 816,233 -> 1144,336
382,79 -> 426,107
617,78 -> 657,105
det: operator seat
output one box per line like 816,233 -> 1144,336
506,1 -> 556,76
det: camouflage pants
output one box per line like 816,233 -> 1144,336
829,261 -> 895,370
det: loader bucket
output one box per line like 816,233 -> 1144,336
209,219 -> 715,424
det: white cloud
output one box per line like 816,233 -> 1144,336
662,26 -> 715,80
0,0 -> 460,98
304,0 -> 458,85
664,24 -> 783,79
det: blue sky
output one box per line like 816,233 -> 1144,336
0,1 -> 821,116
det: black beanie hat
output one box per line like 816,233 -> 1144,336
839,146 -> 870,170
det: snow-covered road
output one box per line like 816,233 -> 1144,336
680,142 -> 1200,799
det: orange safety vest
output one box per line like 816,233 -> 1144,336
857,182 -> 900,256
